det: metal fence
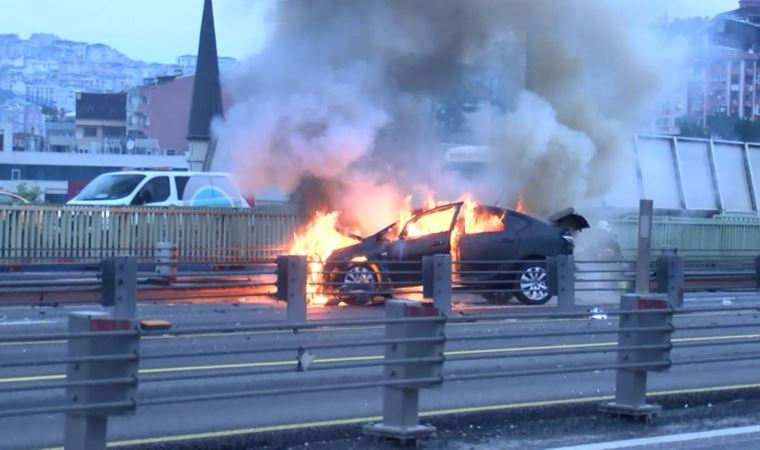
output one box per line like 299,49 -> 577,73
0,204 -> 297,263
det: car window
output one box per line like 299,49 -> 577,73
507,213 -> 529,231
175,176 -> 190,200
133,176 -> 170,205
76,174 -> 145,201
402,204 -> 458,239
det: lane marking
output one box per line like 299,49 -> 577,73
0,320 -> 57,326
545,424 -> 760,450
85,382 -> 760,448
5,333 -> 760,385
0,308 -> 751,347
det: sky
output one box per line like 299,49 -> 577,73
0,0 -> 273,63
0,0 -> 743,64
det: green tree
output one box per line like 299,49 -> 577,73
677,116 -> 707,138
14,183 -> 42,203
707,114 -> 760,141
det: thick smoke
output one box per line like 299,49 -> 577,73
214,0 -> 676,232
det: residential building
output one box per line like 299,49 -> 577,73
682,1 -> 760,129
74,92 -> 127,153
127,74 -> 194,155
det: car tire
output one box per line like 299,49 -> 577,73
515,261 -> 551,305
338,264 -> 379,306
482,291 -> 514,304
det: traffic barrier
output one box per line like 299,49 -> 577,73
276,254 -> 308,322
0,260 -> 759,448
598,294 -> 674,420
364,300 -> 445,441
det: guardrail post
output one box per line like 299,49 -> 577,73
100,256 -> 137,321
276,255 -> 307,322
64,311 -> 139,450
547,255 -> 575,311
364,300 -> 444,442
656,252 -> 684,308
154,241 -> 177,283
599,293 -> 673,421
635,199 -> 654,294
422,254 -> 452,316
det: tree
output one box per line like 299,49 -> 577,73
14,183 -> 42,203
677,116 -> 707,138
706,114 -> 760,141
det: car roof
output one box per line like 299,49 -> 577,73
100,171 -> 233,177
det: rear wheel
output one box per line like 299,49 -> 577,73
338,264 -> 379,306
515,262 -> 551,305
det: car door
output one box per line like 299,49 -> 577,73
388,203 -> 461,283
131,176 -> 171,206
458,212 -> 521,282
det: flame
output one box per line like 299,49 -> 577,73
288,194 -> 505,305
515,195 -> 526,213
289,211 -> 360,306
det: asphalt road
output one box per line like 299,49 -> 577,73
0,293 -> 759,449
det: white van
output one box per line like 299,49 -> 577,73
67,171 -> 250,207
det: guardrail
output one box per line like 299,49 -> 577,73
2,253 -> 759,449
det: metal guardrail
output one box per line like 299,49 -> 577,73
2,252 -> 759,449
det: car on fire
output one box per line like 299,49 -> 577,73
322,202 -> 588,306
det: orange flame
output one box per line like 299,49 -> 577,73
289,211 -> 360,306
515,195 -> 526,213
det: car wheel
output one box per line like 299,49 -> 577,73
482,291 -> 514,304
338,264 -> 379,306
515,262 -> 551,305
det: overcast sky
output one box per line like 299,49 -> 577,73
0,0 -> 742,64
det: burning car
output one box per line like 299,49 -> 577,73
320,201 -> 588,306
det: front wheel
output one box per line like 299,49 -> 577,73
515,262 -> 551,305
337,264 -> 379,306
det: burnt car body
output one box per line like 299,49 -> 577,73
323,202 -> 588,306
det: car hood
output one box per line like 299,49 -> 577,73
327,236 -> 389,262
548,207 -> 590,231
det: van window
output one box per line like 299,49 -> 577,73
133,176 -> 170,205
76,173 -> 145,201
175,176 -> 190,200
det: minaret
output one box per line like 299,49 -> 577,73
187,0 -> 223,171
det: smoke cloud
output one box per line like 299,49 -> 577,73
214,0 -> 679,232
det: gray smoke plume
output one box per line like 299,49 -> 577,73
214,0 -> 678,231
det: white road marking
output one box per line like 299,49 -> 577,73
0,319 -> 57,326
546,424 -> 760,449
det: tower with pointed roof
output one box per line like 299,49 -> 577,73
187,0 -> 223,171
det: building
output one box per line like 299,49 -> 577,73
75,92 -> 127,153
0,98 -> 44,135
683,0 -> 760,129
127,75 -> 194,155
45,117 -> 75,152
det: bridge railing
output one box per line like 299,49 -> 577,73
0,204 -> 298,263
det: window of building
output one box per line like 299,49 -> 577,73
11,168 -> 21,180
83,127 -> 97,138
